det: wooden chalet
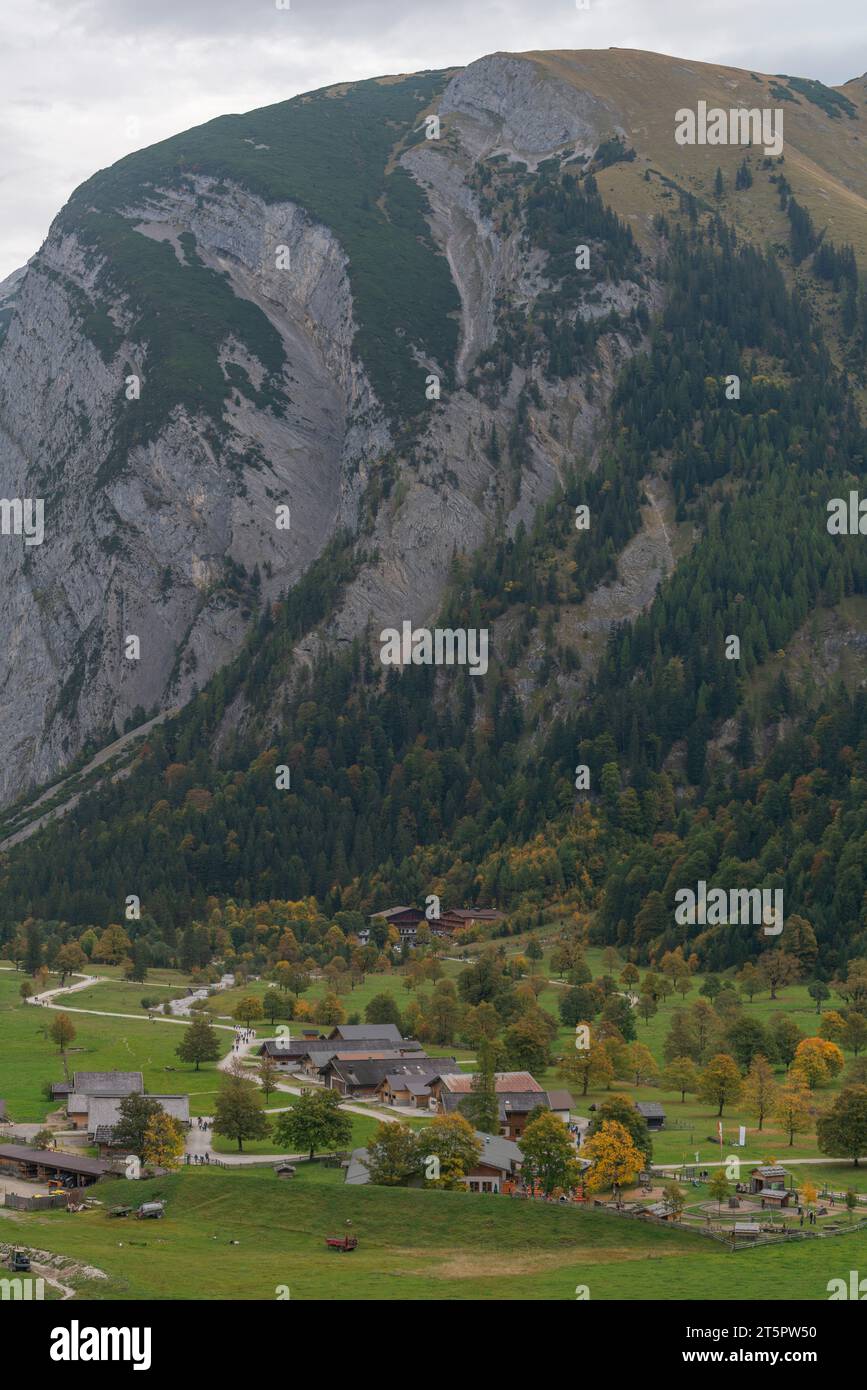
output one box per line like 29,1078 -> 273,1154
90,1094 -> 190,1152
462,1133 -> 524,1194
51,1071 -> 144,1130
635,1101 -> 666,1131
343,1132 -> 524,1195
749,1165 -> 794,1207
371,1059 -> 462,1108
427,1071 -> 553,1139
322,1052 -> 441,1098
367,904 -> 504,946
259,1028 -> 422,1075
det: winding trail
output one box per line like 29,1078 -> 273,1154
183,1038 -> 413,1165
31,1262 -> 77,1300
13,973 -> 443,1170
22,972 -> 236,1029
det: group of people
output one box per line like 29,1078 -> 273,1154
196,1116 -> 211,1130
232,1026 -> 256,1053
185,1152 -> 210,1165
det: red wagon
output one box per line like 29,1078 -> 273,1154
324,1235 -> 358,1253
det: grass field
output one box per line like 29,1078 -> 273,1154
0,972 -> 233,1120
467,939 -> 867,1170
208,1096 -> 401,1154
3,1165 -> 865,1301
3,933 -> 864,1169
198,962 -> 465,1027
50,980 -> 190,1016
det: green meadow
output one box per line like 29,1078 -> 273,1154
3,1165 -> 864,1301
0,971 -> 233,1121
208,1099 -> 402,1155
475,938 -> 866,1171
198,960 -> 465,1026
49,980 -> 190,1016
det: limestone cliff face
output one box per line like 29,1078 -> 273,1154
0,52 -> 650,805
0,180 -> 388,804
303,54 -> 652,666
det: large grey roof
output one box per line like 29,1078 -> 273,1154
72,1071 -> 143,1096
344,1147 -> 371,1185
380,1059 -> 459,1082
329,1024 -> 404,1042
440,1090 -> 549,1117
87,1094 -> 190,1132
474,1132 -> 523,1172
380,1062 -> 462,1095
300,1039 -> 423,1069
258,1039 -> 320,1058
327,1058 -> 424,1088
498,1093 -> 550,1120
0,1143 -> 110,1176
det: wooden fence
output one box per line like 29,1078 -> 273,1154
3,1190 -> 69,1212
599,1201 -> 867,1250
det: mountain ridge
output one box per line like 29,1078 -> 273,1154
0,45 -> 865,826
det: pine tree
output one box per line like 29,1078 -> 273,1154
458,1039 -> 500,1134
176,1016 -> 221,1071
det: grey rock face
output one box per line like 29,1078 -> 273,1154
0,53 -> 653,806
313,56 -> 651,660
0,178 -> 388,805
440,53 -> 614,159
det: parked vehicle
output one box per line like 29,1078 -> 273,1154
9,1250 -> 31,1272
324,1235 -> 357,1252
136,1201 -> 165,1220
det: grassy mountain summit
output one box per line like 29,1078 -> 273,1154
513,49 -> 867,261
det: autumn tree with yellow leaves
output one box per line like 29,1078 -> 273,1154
582,1119 -> 646,1194
142,1112 -> 185,1169
773,1084 -> 813,1147
790,1036 -> 845,1090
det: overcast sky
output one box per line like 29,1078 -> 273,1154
1,0 -> 863,279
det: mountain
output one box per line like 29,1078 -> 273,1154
1,48 -> 864,808
2,49 -> 867,974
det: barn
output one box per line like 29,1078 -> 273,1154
0,1143 -> 110,1187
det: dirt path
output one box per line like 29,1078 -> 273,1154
28,973 -> 107,1004
181,1040 -> 410,1165
23,974 -> 236,1030
31,1261 -> 76,1300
